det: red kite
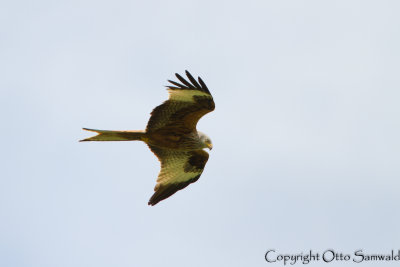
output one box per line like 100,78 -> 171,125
81,71 -> 215,205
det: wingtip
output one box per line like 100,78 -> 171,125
148,193 -> 162,206
167,70 -> 211,94
147,199 -> 157,206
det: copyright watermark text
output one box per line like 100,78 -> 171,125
265,249 -> 400,265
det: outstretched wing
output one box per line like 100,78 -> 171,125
147,145 -> 209,206
146,70 -> 215,134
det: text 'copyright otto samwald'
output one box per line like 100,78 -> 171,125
265,249 -> 400,265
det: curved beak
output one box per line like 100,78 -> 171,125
207,143 -> 213,150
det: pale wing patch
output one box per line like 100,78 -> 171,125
147,146 -> 209,205
167,89 -> 210,102
155,152 -> 201,187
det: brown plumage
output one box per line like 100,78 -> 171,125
81,71 -> 215,205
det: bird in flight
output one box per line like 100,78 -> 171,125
81,71 -> 215,206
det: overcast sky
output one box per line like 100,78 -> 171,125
1,1 -> 400,266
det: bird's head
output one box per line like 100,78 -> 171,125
198,131 -> 213,150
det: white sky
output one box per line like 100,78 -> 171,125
1,1 -> 400,266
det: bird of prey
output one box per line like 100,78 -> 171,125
81,71 -> 215,206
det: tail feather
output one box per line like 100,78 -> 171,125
80,128 -> 147,142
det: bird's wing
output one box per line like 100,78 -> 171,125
147,145 -> 209,206
146,70 -> 215,134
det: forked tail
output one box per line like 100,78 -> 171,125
80,128 -> 147,142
